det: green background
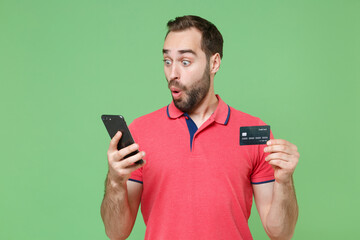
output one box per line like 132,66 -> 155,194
1,0 -> 359,239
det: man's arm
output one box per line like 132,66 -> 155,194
253,139 -> 299,240
100,131 -> 145,240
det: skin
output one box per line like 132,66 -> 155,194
100,133 -> 145,240
255,139 -> 299,239
167,64 -> 210,113
101,27 -> 299,240
162,28 -> 220,126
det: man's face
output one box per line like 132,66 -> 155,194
163,28 -> 210,113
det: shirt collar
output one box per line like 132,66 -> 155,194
166,94 -> 230,125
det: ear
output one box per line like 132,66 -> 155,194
210,53 -> 221,74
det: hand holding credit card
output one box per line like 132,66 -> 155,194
240,125 -> 270,145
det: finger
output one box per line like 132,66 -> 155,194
268,159 -> 289,169
268,156 -> 298,170
267,139 -> 298,151
118,151 -> 146,168
267,139 -> 290,146
126,158 -> 146,171
110,151 -> 145,170
264,144 -> 294,155
116,143 -> 140,160
115,159 -> 146,176
109,131 -> 122,152
265,152 -> 290,162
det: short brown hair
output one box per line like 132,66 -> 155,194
166,15 -> 224,59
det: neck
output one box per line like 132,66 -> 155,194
188,89 -> 218,128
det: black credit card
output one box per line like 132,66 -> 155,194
240,125 -> 270,145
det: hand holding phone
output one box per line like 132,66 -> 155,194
102,115 -> 144,165
102,115 -> 145,184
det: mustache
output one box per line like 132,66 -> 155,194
168,80 -> 187,91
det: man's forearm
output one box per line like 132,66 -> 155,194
265,177 -> 298,240
101,177 -> 135,240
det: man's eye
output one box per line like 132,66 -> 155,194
182,60 -> 190,66
164,59 -> 172,65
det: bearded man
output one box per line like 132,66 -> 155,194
101,15 -> 299,240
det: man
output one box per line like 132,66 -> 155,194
101,15 -> 299,240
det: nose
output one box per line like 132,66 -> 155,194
168,63 -> 179,81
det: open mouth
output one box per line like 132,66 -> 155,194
171,89 -> 182,99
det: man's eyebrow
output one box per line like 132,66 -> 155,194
162,49 -> 197,56
178,49 -> 197,56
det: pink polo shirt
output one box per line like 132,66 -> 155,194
129,95 -> 274,240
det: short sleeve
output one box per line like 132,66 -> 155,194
250,119 -> 275,184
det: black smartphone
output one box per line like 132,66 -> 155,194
101,115 -> 144,164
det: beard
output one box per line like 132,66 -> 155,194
168,65 -> 210,113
